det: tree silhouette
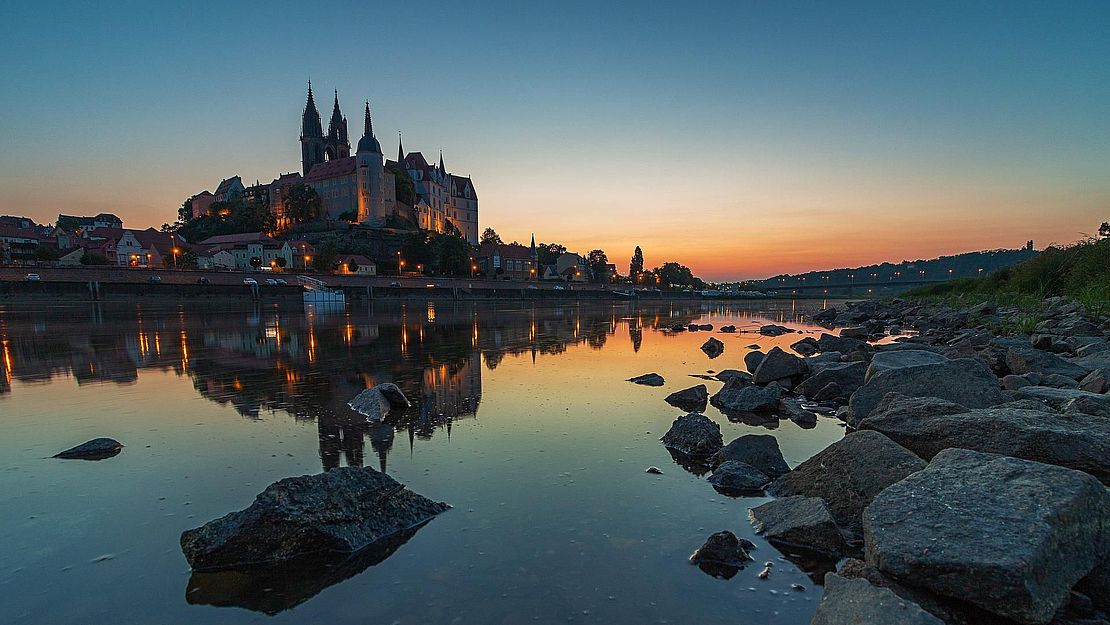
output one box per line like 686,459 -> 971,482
480,228 -> 502,245
630,246 -> 644,278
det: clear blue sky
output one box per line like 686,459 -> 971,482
1,0 -> 1108,279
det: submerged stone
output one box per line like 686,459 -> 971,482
53,437 -> 123,460
628,373 -> 665,386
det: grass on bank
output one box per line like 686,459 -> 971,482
904,236 -> 1110,320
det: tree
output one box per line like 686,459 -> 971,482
250,256 -> 263,269
347,258 -> 359,273
480,227 -> 503,246
283,183 -> 322,224
81,252 -> 110,266
652,262 -> 704,290
538,243 -> 566,266
275,256 -> 287,269
1100,222 -> 1110,239
587,249 -> 610,283
338,209 -> 357,223
630,246 -> 644,278
178,198 -> 194,224
34,245 -> 60,262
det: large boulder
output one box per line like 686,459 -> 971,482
53,437 -> 124,460
859,394 -> 1110,484
707,460 -> 770,494
796,361 -> 866,399
748,495 -> 848,556
811,574 -> 945,625
664,384 -> 709,412
848,358 -> 1005,424
760,324 -> 792,336
1014,386 -> 1110,417
752,346 -> 807,384
744,350 -> 765,373
1079,369 -> 1108,394
710,380 -> 783,414
791,336 -> 820,356
627,373 -> 665,386
660,412 -> 723,458
863,449 -> 1110,625
710,434 -> 790,477
180,467 -> 450,571
1007,346 -> 1091,380
348,383 -> 411,422
768,431 -> 925,532
700,337 -> 724,359
864,350 -> 948,382
817,333 -> 869,354
373,383 -> 411,409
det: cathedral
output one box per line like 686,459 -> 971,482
296,84 -> 478,244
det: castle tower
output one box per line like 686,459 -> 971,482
300,82 -> 326,176
325,90 -> 351,161
356,101 -> 384,224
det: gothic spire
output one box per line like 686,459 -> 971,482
398,132 -> 405,164
301,81 -> 323,138
439,150 -> 445,172
364,101 -> 373,137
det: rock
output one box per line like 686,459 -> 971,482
1014,386 -> 1110,416
714,369 -> 751,384
816,333 -> 869,355
689,530 -> 754,567
53,437 -> 124,460
348,388 -> 393,422
753,347 -> 807,384
1002,374 -> 1034,391
744,350 -> 765,373
1007,346 -> 1090,380
748,496 -> 848,556
859,394 -> 1110,484
1042,373 -> 1080,389
969,300 -> 997,315
1079,369 -> 1108,394
814,382 -> 845,402
628,373 -> 665,386
811,574 -> 945,625
848,358 -> 1005,424
779,398 -> 819,426
768,431 -> 925,532
760,324 -> 792,336
710,434 -> 790,477
839,326 -> 871,340
864,449 -> 1110,625
669,324 -> 687,332
645,466 -> 663,475
796,362 -> 866,399
864,350 -> 948,383
707,460 -> 770,494
180,467 -> 450,571
805,351 -> 845,371
372,383 -> 410,409
660,413 -> 723,458
698,324 -> 713,331
791,337 -> 820,356
1077,562 -> 1110,614
719,324 -> 737,333
710,381 -> 783,414
813,307 -> 838,323
700,337 -> 725,359
664,384 -> 709,412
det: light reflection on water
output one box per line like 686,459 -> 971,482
0,299 -> 843,625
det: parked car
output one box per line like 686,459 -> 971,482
389,281 -> 401,288
148,275 -> 162,284
275,279 -> 288,285
25,273 -> 41,282
196,277 -> 210,284
265,278 -> 279,286
527,285 -> 538,289
553,285 -> 565,291
243,278 -> 258,286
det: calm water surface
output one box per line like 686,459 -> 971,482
0,299 -> 848,624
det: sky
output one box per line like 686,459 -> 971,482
1,1 -> 1108,280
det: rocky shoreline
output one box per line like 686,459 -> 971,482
654,296 -> 1110,625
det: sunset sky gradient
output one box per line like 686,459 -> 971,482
1,1 -> 1107,280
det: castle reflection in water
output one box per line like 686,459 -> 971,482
0,298 -> 820,471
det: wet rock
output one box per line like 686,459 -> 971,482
1006,345 -> 1090,380
864,350 -> 948,382
180,467 -> 450,571
791,337 -> 820,356
753,347 -> 807,384
859,393 -> 1110,484
700,337 -> 725,359
373,383 -> 410,409
779,398 -> 819,426
53,437 -> 123,460
814,382 -> 845,402
714,369 -> 751,384
710,434 -> 790,477
848,357 -> 1005,424
660,412 -> 723,458
710,380 -> 784,414
811,574 -> 945,625
645,466 -> 663,475
768,431 -> 925,533
690,530 -> 754,568
813,307 -> 838,323
760,324 -> 793,336
749,496 -> 848,556
348,387 -> 392,422
627,373 -> 665,386
664,384 -> 709,412
707,460 -> 770,494
864,449 -> 1110,625
796,362 -> 866,399
698,324 -> 713,331
744,350 -> 765,373
719,325 -> 737,333
839,326 -> 871,340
